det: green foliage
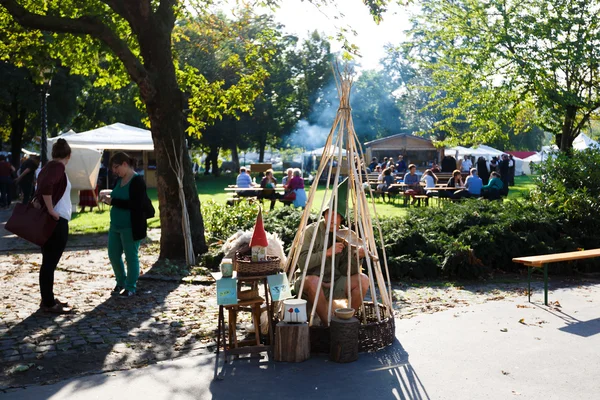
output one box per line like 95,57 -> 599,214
404,0 -> 600,150
202,199 -> 259,242
530,148 -> 600,227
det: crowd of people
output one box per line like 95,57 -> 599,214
235,167 -> 308,209
367,152 -> 516,203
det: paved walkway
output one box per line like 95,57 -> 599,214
1,284 -> 599,399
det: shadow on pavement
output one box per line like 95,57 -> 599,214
209,339 -> 430,400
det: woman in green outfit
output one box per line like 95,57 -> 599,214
100,152 -> 154,297
481,171 -> 504,200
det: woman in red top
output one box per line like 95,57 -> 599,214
35,139 -> 73,314
0,154 -> 15,209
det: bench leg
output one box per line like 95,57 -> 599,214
543,263 -> 548,306
527,266 -> 531,302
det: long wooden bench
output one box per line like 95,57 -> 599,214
512,249 -> 600,305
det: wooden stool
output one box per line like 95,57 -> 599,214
275,322 -> 310,362
329,317 -> 359,363
225,296 -> 264,350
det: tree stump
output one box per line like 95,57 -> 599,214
274,322 -> 310,362
329,317 -> 359,363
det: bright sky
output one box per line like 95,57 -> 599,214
270,0 -> 415,70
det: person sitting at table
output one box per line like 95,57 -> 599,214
431,161 -> 441,173
294,180 -> 369,327
443,169 -> 465,199
284,168 -> 307,208
420,169 -> 438,197
368,157 -> 378,172
282,168 -> 293,187
454,168 -> 482,199
235,167 -> 258,197
259,168 -> 279,210
481,171 -> 503,200
377,168 -> 395,201
403,164 -> 424,203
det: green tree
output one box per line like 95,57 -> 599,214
0,1 -> 278,258
405,0 -> 600,151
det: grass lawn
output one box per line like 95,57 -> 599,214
69,173 -> 536,235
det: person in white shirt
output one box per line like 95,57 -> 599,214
461,155 -> 473,172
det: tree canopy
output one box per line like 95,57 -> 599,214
404,0 -> 600,151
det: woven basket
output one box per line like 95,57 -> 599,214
235,251 -> 281,277
238,288 -> 259,301
309,302 -> 395,353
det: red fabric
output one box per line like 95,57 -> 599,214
288,176 -> 305,190
79,188 -> 99,207
0,161 -> 12,177
250,208 -> 269,247
506,151 -> 536,159
35,161 -> 67,206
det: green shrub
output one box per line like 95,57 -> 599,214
202,188 -> 600,279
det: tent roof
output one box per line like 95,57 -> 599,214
573,133 -> 600,150
364,133 -> 436,150
48,123 -> 154,150
507,151 -> 537,159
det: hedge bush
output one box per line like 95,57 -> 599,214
202,181 -> 600,279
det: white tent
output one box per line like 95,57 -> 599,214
303,146 -> 347,157
573,133 -> 600,151
50,123 -> 154,150
44,143 -> 102,191
446,146 -> 489,158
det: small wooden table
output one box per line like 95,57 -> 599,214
513,249 -> 600,305
212,272 -> 275,360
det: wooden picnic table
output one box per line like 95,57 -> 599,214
513,249 -> 600,305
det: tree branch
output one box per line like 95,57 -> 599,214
0,0 -> 148,86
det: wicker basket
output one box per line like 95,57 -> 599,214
235,251 -> 281,277
309,302 -> 395,353
238,288 -> 259,301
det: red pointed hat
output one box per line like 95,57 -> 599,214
250,207 -> 269,247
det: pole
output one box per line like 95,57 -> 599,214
40,84 -> 49,166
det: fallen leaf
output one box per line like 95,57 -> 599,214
500,328 -> 508,332
518,318 -> 527,325
516,304 -> 530,309
502,370 -> 510,375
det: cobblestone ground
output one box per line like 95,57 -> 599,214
0,244 -> 227,388
3,210 -> 595,389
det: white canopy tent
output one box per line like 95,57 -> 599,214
51,123 -> 154,150
572,133 -> 600,151
48,123 -> 157,189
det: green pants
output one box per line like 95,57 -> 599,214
108,227 -> 141,292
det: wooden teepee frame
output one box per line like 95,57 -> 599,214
285,64 -> 393,326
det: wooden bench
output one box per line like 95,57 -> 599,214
413,195 -> 429,207
513,249 -> 600,305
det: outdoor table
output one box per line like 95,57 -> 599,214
212,271 -> 275,370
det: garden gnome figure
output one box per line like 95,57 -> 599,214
250,207 -> 268,262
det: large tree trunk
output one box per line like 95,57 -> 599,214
138,21 -> 207,259
560,105 -> 578,151
209,147 -> 220,177
231,144 -> 239,172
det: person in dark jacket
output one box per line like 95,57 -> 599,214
100,152 -> 154,297
15,155 -> 40,204
36,139 -> 72,313
477,157 -> 490,185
